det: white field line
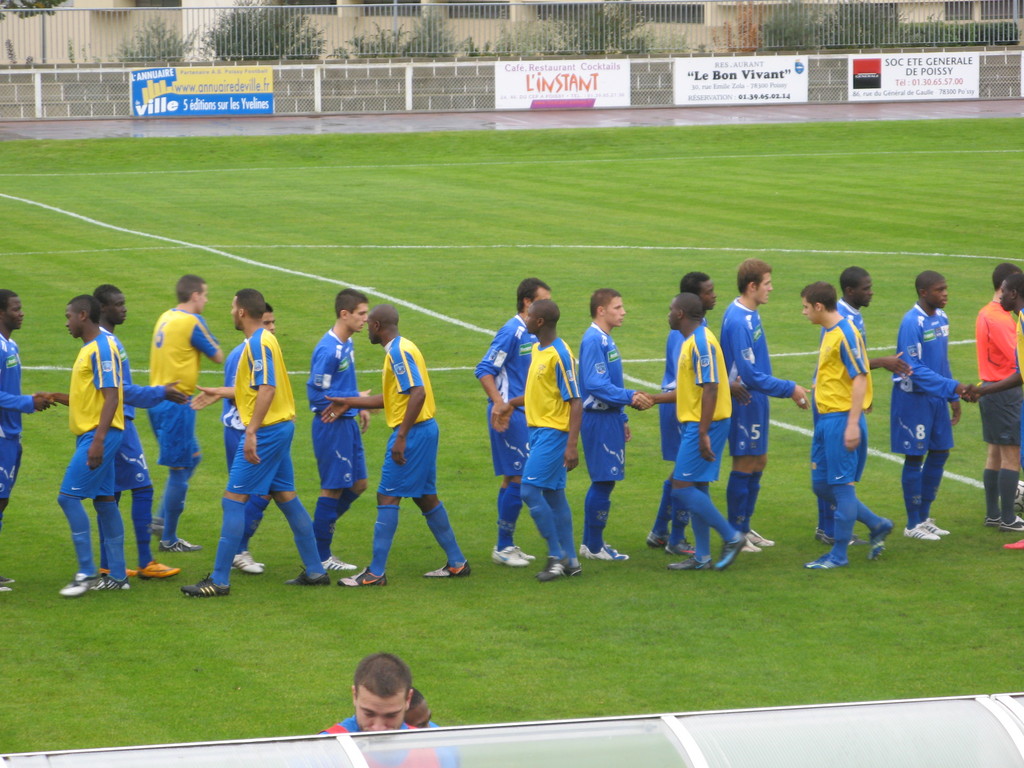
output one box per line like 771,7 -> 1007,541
1,147 -> 1021,178
6,191 -> 985,489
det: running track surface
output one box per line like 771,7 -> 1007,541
1,98 -> 1022,140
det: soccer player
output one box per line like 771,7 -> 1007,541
647,272 -> 745,555
664,293 -> 746,572
578,288 -> 651,562
190,304 -> 280,575
0,290 -> 54,591
719,259 -> 809,552
321,653 -> 426,733
148,274 -> 224,553
498,299 -> 582,581
475,278 -> 550,568
405,688 -> 436,729
55,295 -> 130,597
975,263 -> 1024,532
964,272 -> 1024,550
329,304 -> 469,587
180,289 -> 328,597
814,267 -> 911,545
93,284 -> 182,581
309,289 -> 370,573
801,281 -> 894,569
891,271 -> 968,540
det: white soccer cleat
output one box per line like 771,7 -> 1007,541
922,518 -> 950,536
579,544 -> 629,561
322,555 -> 358,571
232,551 -> 265,574
904,524 -> 940,541
746,529 -> 775,547
492,546 -> 530,567
741,540 -> 762,553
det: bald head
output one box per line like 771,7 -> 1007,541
674,292 -> 704,319
369,304 -> 399,327
367,303 -> 399,345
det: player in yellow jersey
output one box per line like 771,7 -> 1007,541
148,274 -> 224,553
54,295 -> 130,597
801,282 -> 893,569
653,293 -> 745,572
181,289 -> 327,597
328,304 -> 469,587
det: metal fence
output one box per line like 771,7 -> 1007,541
0,0 -> 1020,65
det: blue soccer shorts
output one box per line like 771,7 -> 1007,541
148,399 -> 200,468
60,428 -> 124,499
487,404 -> 530,477
0,436 -> 22,499
673,419 -> 730,484
728,390 -> 769,457
226,421 -> 296,496
659,402 -> 682,462
581,409 -> 626,482
521,426 -> 569,491
114,418 -> 152,492
890,386 -> 954,455
312,416 -> 367,490
378,418 -> 438,499
812,412 -> 868,486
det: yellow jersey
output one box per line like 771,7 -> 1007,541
69,333 -> 124,436
235,329 -> 295,427
815,317 -> 872,414
524,338 -> 580,432
149,308 -> 220,395
676,325 -> 731,424
381,337 -> 435,429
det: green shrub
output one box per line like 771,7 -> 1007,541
117,18 -> 197,62
203,0 -> 325,61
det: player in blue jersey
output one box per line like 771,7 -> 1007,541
309,289 -> 370,573
801,281 -> 893,569
330,305 -> 469,587
813,268 -> 910,545
891,271 -> 968,541
93,285 -> 183,581
55,295 -> 129,597
191,304 -> 280,575
664,293 -> 746,572
720,259 -> 809,552
0,290 -> 55,591
321,653 -> 418,734
647,272 -> 745,556
181,289 -> 328,597
578,289 -> 652,562
148,274 -> 224,553
476,278 -> 550,568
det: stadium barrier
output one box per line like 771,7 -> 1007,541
4,693 -> 1024,766
0,49 -> 1020,118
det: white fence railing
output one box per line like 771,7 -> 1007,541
0,0 -> 1020,65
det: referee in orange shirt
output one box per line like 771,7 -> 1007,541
976,262 -> 1024,531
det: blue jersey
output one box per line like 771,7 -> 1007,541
0,332 -> 32,439
307,329 -> 361,418
221,342 -> 245,431
100,328 -> 164,421
578,323 -> 633,416
720,299 -> 795,399
661,330 -> 684,391
837,298 -> 867,345
893,304 -> 959,399
475,315 -> 536,403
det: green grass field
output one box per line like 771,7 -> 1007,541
1,118 -> 1023,755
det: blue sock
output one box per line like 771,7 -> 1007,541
238,495 -> 269,554
726,471 -> 750,530
94,499 -> 126,580
522,483 -> 560,558
313,496 -> 340,561
652,478 -> 672,538
583,481 -> 614,552
278,497 -> 324,576
829,485 -> 857,563
855,497 -> 884,533
496,482 -> 522,550
673,486 -> 737,560
423,502 -> 466,566
213,497 -> 246,585
920,451 -> 949,521
818,497 -> 837,538
548,488 -> 576,563
901,456 -> 924,528
129,487 -> 154,567
58,494 -> 96,577
668,482 -> 691,548
336,487 -> 360,517
160,465 -> 194,544
745,471 -> 762,533
369,504 -> 400,575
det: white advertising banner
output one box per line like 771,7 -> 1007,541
494,59 -> 631,110
848,53 -> 980,101
673,56 -> 808,105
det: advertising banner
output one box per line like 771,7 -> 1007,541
131,67 -> 275,117
848,54 -> 979,101
494,59 -> 631,109
673,56 -> 808,105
